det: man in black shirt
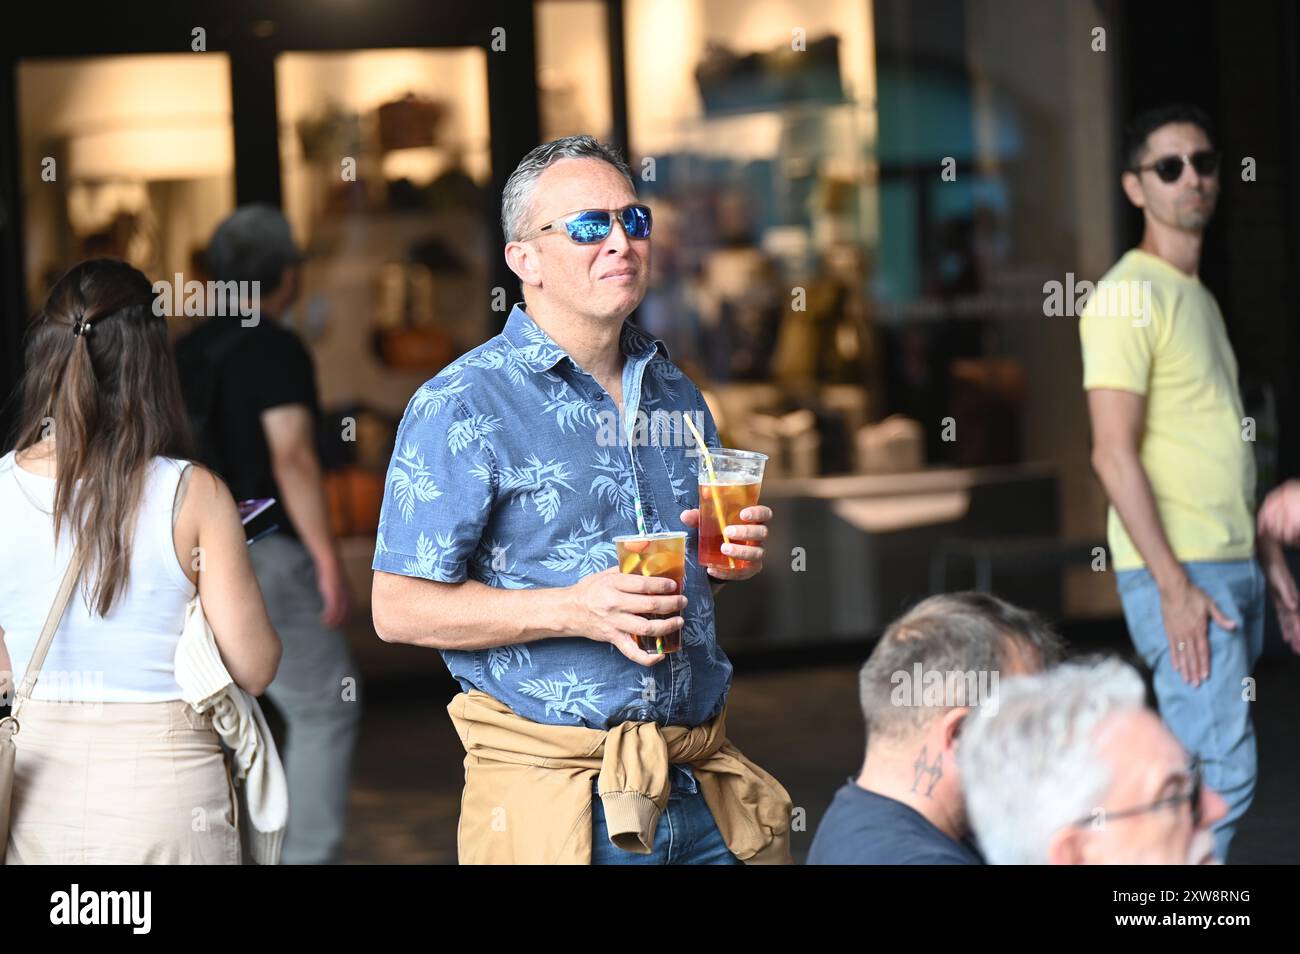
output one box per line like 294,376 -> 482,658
808,592 -> 1061,864
174,205 -> 360,864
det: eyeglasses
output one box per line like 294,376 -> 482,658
518,204 -> 653,244
1133,150 -> 1220,183
1069,757 -> 1203,829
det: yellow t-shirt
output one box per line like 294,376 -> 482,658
1079,248 -> 1255,571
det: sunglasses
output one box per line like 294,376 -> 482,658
1134,150 -> 1220,183
1069,757 -> 1204,829
519,204 -> 653,244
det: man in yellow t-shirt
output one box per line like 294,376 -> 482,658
1080,104 -> 1279,863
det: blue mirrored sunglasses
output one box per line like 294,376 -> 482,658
521,204 -> 652,244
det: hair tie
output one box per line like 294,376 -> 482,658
71,317 -> 92,337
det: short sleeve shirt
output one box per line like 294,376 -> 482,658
174,316 -> 320,542
372,303 -> 730,730
807,781 -> 985,865
1078,249 -> 1255,570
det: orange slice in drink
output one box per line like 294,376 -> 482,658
622,539 -> 651,553
641,552 -> 679,577
620,552 -> 642,574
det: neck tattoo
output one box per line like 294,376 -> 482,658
911,745 -> 943,797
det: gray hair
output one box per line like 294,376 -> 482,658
500,136 -> 635,242
956,657 -> 1147,864
858,591 -> 1064,742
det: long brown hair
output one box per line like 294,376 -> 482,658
7,258 -> 196,616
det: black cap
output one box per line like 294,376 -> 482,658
206,203 -> 303,286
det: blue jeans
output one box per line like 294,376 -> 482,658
1116,559 -> 1265,862
590,773 -> 742,865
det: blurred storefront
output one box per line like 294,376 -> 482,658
16,54 -> 237,313
611,0 -> 1119,627
3,0 -> 1298,653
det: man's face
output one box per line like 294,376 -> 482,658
1124,122 -> 1219,232
513,158 -> 649,323
1076,709 -> 1227,864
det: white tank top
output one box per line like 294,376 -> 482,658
0,450 -> 197,702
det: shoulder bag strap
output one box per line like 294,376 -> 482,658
12,547 -> 86,716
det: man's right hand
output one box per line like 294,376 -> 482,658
316,555 -> 352,628
1158,575 -> 1236,688
563,567 -> 687,667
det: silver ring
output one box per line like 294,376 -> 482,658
1177,642 -> 1187,652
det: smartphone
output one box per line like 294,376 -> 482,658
237,497 -> 278,544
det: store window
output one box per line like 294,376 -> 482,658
536,0 -> 613,142
621,0 -> 1112,481
275,47 -> 492,539
17,54 -> 236,319
624,0 -> 880,479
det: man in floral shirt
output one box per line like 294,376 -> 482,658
371,136 -> 781,864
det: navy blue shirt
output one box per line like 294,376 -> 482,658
807,780 -> 985,865
372,303 -> 730,733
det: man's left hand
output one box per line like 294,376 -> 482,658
679,505 -> 772,581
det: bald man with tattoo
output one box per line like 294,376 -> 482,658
808,593 -> 1061,865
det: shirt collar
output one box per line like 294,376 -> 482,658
502,303 -> 671,375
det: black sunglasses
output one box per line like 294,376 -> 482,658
1134,150 -> 1220,184
1069,757 -> 1203,829
519,204 -> 652,244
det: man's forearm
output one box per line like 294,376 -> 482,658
1258,535 -> 1295,598
1257,533 -> 1284,567
272,449 -> 340,567
374,576 -> 568,650
1093,446 -> 1186,590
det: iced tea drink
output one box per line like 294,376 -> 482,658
614,531 -> 687,653
697,449 -> 767,570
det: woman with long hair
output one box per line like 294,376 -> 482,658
0,258 -> 281,863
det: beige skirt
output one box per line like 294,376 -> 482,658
5,697 -> 240,864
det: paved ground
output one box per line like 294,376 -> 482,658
267,620 -> 1300,864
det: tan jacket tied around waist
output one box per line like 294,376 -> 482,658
447,690 -> 794,865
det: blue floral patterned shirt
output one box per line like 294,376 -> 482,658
372,303 -> 732,733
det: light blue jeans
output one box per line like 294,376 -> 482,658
590,774 -> 742,865
1115,559 -> 1265,862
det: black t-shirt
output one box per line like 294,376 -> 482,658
807,780 -> 985,865
174,316 -> 320,542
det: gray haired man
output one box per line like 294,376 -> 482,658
959,658 -> 1228,864
371,137 -> 788,864
808,592 -> 1062,864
